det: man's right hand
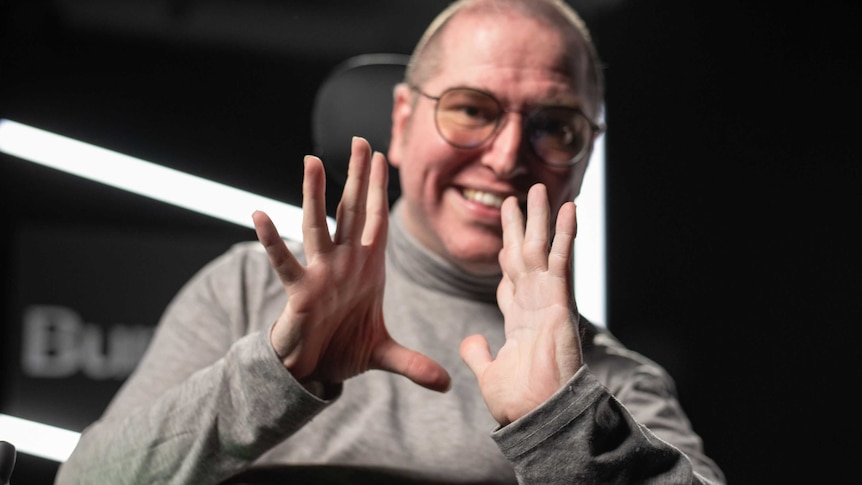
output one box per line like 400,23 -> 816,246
252,136 -> 451,393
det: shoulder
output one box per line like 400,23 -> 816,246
173,239 -> 305,313
581,317 -> 678,397
164,239 -> 305,333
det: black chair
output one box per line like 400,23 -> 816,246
0,441 -> 16,485
311,53 -> 409,215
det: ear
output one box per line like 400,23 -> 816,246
387,83 -> 414,169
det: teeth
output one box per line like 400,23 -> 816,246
463,188 -> 505,208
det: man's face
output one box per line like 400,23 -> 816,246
388,12 -> 595,276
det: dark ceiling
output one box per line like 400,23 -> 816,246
0,0 -> 621,217
39,0 -> 620,57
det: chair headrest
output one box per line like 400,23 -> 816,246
312,53 -> 409,207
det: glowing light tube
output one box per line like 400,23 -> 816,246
0,413 -> 80,462
574,135 -> 606,326
0,119 -> 335,240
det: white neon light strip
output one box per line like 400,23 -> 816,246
575,135 -> 606,326
0,118 -> 606,462
0,413 -> 80,462
0,119 -> 335,240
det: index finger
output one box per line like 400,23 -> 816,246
253,210 -> 304,285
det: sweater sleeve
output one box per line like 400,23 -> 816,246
55,244 -> 334,485
491,367 -> 726,485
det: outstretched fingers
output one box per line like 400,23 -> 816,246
523,184 -> 552,271
549,202 -> 577,276
301,155 -> 334,257
500,184 -> 554,275
334,137 -> 373,245
253,210 -> 304,285
362,150 -> 390,246
500,195 -> 525,272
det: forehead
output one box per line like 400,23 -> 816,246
432,11 -> 591,104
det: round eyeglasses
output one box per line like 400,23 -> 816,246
410,85 -> 604,168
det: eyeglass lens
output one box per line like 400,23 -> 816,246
434,88 -> 593,167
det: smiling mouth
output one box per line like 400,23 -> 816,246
462,188 -> 506,208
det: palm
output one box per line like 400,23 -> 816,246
279,238 -> 387,384
254,138 -> 450,393
461,184 -> 582,425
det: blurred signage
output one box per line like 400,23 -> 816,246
21,304 -> 153,380
2,222 -> 236,432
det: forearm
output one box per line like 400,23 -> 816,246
55,331 -> 331,485
493,368 -> 725,484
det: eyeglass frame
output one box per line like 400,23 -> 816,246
408,83 -> 605,168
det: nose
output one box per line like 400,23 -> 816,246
480,114 -> 529,179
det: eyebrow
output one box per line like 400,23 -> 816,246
447,84 -> 584,112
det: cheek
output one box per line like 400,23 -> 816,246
537,165 -> 586,203
397,138 -> 468,196
540,170 -> 583,210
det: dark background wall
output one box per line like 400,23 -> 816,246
1,0 -> 858,483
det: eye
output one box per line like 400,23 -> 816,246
438,90 -> 501,129
534,119 -> 577,148
530,108 -> 588,151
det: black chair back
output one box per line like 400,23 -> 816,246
311,53 -> 409,212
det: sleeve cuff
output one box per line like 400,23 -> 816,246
491,366 -> 605,459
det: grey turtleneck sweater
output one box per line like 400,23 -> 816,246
55,201 -> 725,484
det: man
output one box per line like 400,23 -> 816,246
56,0 -> 725,483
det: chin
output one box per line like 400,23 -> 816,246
460,262 -> 503,277
444,240 -> 503,275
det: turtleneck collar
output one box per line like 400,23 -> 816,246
387,200 -> 501,303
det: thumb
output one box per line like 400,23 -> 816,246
373,339 -> 452,393
460,335 -> 493,379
